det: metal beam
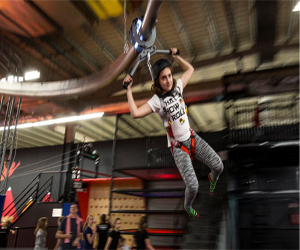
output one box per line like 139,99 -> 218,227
255,0 -> 277,64
74,125 -> 105,141
19,36 -> 79,78
34,126 -> 65,141
14,140 -> 35,149
202,1 -> 223,53
80,120 -> 112,140
167,2 -> 195,56
223,0 -> 239,50
25,0 -> 63,32
77,121 -> 111,140
25,0 -> 101,71
20,129 -> 62,145
92,117 -> 128,138
1,38 -> 25,72
71,1 -> 99,26
40,35 -> 91,75
0,10 -> 32,37
248,0 -> 257,45
0,58 -> 8,72
2,32 -> 72,79
61,33 -> 102,71
120,115 -> 149,136
286,0 -> 297,44
143,115 -> 164,133
82,24 -> 117,62
119,116 -> 145,137
89,120 -> 115,139
0,41 -> 18,71
16,129 -> 57,146
110,18 -> 131,44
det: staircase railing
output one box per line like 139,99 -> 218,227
2,171 -> 67,222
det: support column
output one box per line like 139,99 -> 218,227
60,123 -> 77,202
109,114 -> 119,216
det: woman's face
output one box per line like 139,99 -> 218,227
115,219 -> 121,230
158,67 -> 173,93
88,216 -> 94,226
45,220 -> 48,228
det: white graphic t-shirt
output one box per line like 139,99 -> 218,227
147,79 -> 190,147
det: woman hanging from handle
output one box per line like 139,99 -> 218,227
123,48 -> 224,218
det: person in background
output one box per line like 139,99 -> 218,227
96,214 -> 111,250
132,216 -> 155,250
34,217 -> 48,250
104,218 -> 121,250
56,203 -> 83,249
83,214 -> 96,249
0,217 -> 16,248
54,216 -> 64,250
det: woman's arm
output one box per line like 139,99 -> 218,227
86,231 -> 96,244
53,239 -> 61,250
131,237 -> 137,250
145,238 -> 155,250
55,230 -> 72,239
123,75 -> 153,119
171,48 -> 194,89
104,236 -> 112,250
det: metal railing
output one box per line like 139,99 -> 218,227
7,226 -> 57,249
2,171 -> 67,222
225,96 -> 299,144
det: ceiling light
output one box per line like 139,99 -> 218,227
293,1 -> 300,11
0,112 -> 105,130
77,112 -> 104,121
25,70 -> 40,81
16,123 -> 33,129
54,116 -> 78,124
7,75 -> 13,83
32,120 -> 55,127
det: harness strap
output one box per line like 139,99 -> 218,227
168,125 -> 195,161
190,130 -> 195,160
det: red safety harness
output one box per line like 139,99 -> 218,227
167,124 -> 195,161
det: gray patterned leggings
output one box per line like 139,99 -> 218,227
171,132 -> 224,209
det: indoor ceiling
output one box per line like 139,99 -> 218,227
0,0 -> 298,148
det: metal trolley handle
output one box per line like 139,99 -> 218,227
123,48 -> 180,89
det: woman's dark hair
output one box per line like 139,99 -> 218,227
100,214 -> 106,224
